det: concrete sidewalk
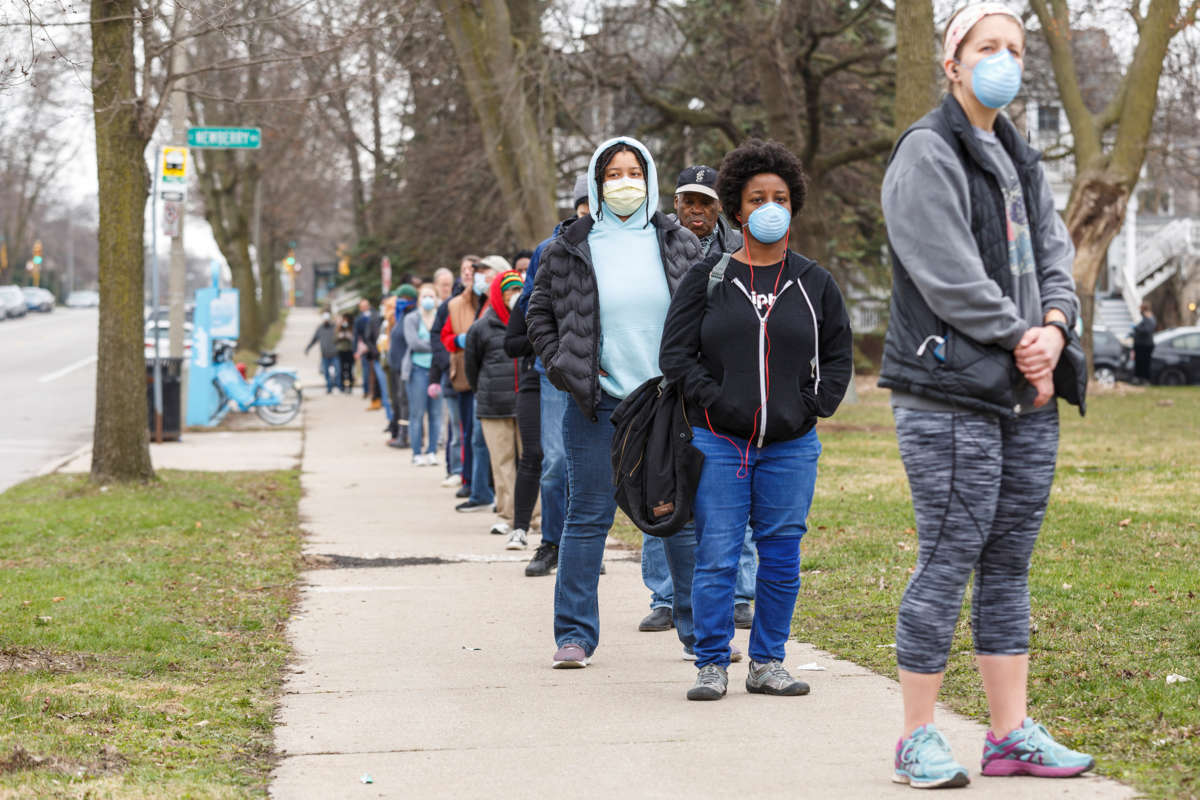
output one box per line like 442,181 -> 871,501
271,308 -> 1133,799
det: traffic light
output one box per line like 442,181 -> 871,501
32,240 -> 43,266
285,249 -> 296,271
336,242 -> 350,276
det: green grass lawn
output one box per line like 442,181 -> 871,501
613,383 -> 1198,797
0,470 -> 301,799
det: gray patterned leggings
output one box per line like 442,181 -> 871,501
893,407 -> 1059,674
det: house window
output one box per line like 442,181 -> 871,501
1138,188 -> 1173,216
1038,104 -> 1060,135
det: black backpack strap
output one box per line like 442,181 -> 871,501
706,252 -> 732,298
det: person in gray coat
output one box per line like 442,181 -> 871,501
305,311 -> 339,393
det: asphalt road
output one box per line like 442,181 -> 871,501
0,308 -> 98,492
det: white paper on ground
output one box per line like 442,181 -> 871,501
1166,673 -> 1191,684
795,662 -> 827,671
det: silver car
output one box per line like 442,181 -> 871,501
0,285 -> 27,319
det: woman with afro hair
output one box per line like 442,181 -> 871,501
659,138 -> 853,702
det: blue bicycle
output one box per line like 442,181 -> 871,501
210,339 -> 303,425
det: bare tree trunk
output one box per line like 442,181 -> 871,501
435,0 -> 557,245
1030,0 -> 1185,361
90,0 -> 154,483
895,0 -> 938,134
194,149 -> 262,350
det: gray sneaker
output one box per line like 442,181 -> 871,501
687,664 -> 728,701
505,528 -> 527,550
746,659 -> 810,696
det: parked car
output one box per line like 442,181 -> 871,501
1150,326 -> 1200,385
0,285 -> 27,319
144,320 -> 194,360
1092,326 -> 1132,386
65,290 -> 100,308
21,286 -> 55,312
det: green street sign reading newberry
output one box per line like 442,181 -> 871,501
187,127 -> 261,149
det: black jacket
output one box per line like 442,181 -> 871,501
504,300 -> 539,393
879,95 -> 1049,417
660,250 -> 853,446
1133,315 -> 1156,347
465,308 -> 518,418
527,211 -> 701,419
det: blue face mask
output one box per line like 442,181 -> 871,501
963,50 -> 1022,109
473,274 -> 490,296
744,202 -> 791,244
420,297 -> 436,311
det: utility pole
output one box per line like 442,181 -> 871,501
167,45 -> 188,359
67,217 -> 75,294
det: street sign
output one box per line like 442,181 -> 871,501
381,256 -> 391,295
160,147 -> 189,201
187,127 -> 261,149
163,201 -> 182,237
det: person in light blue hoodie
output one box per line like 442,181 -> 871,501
528,137 -> 726,670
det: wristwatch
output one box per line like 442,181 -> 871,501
1045,319 -> 1071,344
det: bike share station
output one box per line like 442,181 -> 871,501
148,126 -> 302,440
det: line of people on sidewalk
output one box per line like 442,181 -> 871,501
306,4 -> 1097,788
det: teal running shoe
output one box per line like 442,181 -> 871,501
981,717 -> 1095,778
893,724 -> 970,789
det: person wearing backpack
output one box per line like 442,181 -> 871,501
659,139 -> 853,702
527,136 -> 703,669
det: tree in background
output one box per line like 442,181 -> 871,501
894,0 -> 938,134
1030,0 -> 1199,355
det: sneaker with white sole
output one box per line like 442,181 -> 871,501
980,717 -> 1094,778
505,528 -> 528,550
441,474 -> 462,488
552,643 -> 589,669
490,522 -> 510,536
427,453 -> 439,467
893,724 -> 970,789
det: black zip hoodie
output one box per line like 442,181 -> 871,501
659,249 -> 853,447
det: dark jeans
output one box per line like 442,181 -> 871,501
514,388 -> 542,532
1134,344 -> 1154,381
554,391 -> 695,657
360,355 -> 372,397
538,374 -> 569,545
337,352 -> 355,391
319,356 -> 338,392
458,391 -> 475,491
387,364 -> 408,439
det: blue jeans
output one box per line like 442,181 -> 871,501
443,387 -> 462,476
469,413 -> 494,505
643,525 -> 756,609
538,373 -> 569,546
319,356 -> 338,392
372,360 -> 392,422
689,426 -> 821,669
458,392 -> 475,488
406,365 -> 442,456
554,391 -> 696,656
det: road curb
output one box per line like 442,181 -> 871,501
36,443 -> 92,477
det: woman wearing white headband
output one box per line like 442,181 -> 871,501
879,2 -> 1093,789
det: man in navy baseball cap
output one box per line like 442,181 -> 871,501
671,165 -> 741,256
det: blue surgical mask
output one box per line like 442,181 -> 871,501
962,50 -> 1022,109
744,202 -> 791,244
473,275 -> 490,295
420,297 -> 436,311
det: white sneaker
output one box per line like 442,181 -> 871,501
413,454 -> 428,466
490,522 -> 510,536
441,475 -> 461,488
505,528 -> 528,550
427,452 -> 440,467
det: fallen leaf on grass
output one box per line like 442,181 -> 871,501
1118,518 -> 1132,528
35,616 -> 52,625
51,597 -> 64,603
21,600 -> 31,607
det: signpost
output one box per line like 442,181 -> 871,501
381,256 -> 392,295
187,127 -> 261,149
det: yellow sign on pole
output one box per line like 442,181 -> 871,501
162,147 -> 188,181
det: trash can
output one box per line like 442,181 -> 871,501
146,357 -> 183,441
